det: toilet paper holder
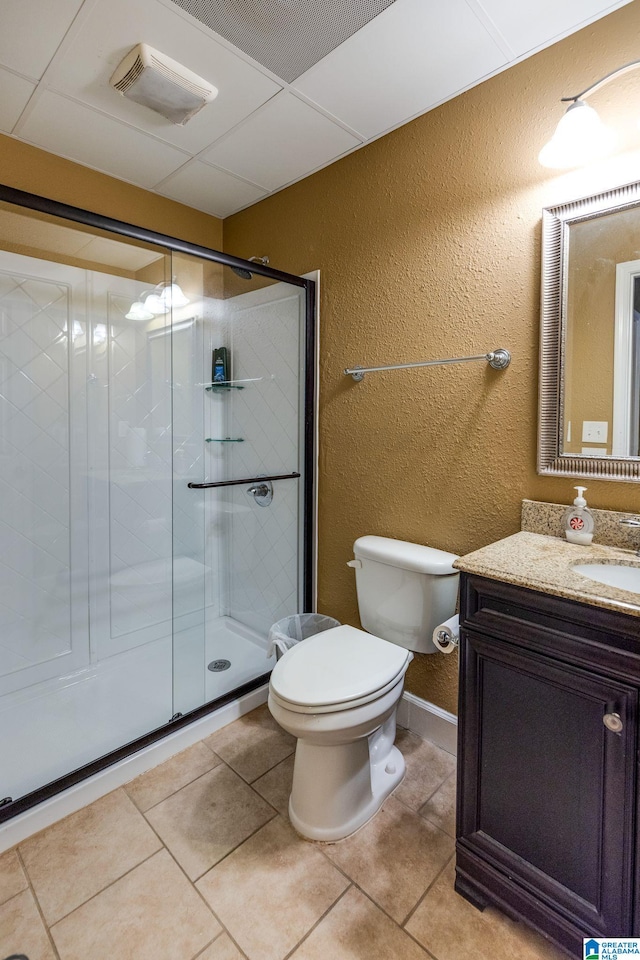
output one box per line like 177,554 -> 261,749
432,615 -> 460,654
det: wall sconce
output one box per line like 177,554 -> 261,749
125,281 -> 189,320
539,59 -> 640,169
125,299 -> 154,321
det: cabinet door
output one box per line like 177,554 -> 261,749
457,629 -> 637,937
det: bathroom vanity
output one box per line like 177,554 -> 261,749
454,532 -> 640,958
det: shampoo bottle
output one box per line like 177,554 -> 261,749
563,486 -> 595,545
212,347 -> 229,384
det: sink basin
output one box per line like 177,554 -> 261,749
572,562 -> 640,594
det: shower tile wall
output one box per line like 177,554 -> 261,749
0,254 -> 182,800
219,286 -> 303,636
0,271 -> 72,676
0,259 -> 86,698
102,294 -> 173,646
201,295 -> 227,622
170,297 -> 213,716
170,307 -> 209,622
94,282 -> 206,658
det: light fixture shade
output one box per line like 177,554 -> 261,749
160,282 -> 189,310
140,282 -> 190,316
143,293 -> 167,315
539,99 -> 616,169
125,300 -> 155,321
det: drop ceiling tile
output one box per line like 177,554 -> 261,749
475,0 -> 632,58
0,208 -> 96,258
157,161 -> 267,218
19,90 -> 190,189
0,70 -> 36,133
293,0 -> 507,140
42,0 -> 282,155
0,0 -> 84,80
204,93 -> 361,191
76,237 -> 163,272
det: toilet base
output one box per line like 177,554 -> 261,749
287,715 -> 406,842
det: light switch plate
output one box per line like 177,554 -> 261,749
582,421 -> 608,443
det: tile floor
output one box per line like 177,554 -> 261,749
0,704 -> 568,960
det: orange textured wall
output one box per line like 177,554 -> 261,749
225,3 -> 640,713
0,134 -> 223,250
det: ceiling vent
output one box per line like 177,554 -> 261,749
110,43 -> 218,125
168,0 -> 397,83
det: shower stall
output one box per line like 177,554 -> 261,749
0,186 -> 315,822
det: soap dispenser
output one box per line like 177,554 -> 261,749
563,486 -> 595,545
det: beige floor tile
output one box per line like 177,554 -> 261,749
146,763 -> 275,880
288,886 -> 429,960
405,860 -> 567,960
0,848 -> 27,906
197,932 -> 247,959
204,703 -> 295,782
19,788 -> 161,924
51,849 -> 221,960
395,730 -> 457,811
323,795 -> 453,923
419,772 -> 456,837
251,754 -> 294,817
125,741 -> 222,812
196,816 -> 349,960
0,888 -> 57,960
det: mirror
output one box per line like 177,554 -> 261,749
539,180 -> 640,481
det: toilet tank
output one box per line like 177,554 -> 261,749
352,536 -> 459,654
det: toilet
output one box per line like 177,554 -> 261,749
268,535 -> 459,842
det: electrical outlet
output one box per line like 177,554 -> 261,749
582,421 -> 608,443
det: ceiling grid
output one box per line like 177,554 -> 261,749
0,0 -> 631,217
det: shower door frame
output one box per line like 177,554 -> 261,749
0,183 -> 316,824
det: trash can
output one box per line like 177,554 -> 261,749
267,613 -> 340,659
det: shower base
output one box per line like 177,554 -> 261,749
1,616 -> 274,806
174,616 -> 276,711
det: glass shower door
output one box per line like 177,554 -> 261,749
0,187 -> 314,821
171,257 -> 309,713
0,208 -> 177,803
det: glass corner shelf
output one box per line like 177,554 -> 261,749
204,377 -> 263,393
205,437 -> 245,443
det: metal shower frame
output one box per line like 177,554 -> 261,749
0,183 -> 316,824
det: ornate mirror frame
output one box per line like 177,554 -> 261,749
538,179 -> 640,482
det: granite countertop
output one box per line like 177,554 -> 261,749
453,531 -> 640,618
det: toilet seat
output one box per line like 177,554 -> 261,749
269,624 -> 411,714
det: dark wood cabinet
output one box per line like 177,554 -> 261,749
456,573 -> 640,958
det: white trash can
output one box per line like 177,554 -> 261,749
267,613 -> 340,659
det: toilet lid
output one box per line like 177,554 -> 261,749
270,624 -> 410,708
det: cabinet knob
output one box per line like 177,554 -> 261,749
603,712 -> 623,733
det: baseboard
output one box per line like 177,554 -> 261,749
2,685 -> 457,852
397,691 -> 458,756
0,684 -> 268,854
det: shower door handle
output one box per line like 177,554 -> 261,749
247,480 -> 273,506
187,471 -> 300,489
247,483 -> 270,497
